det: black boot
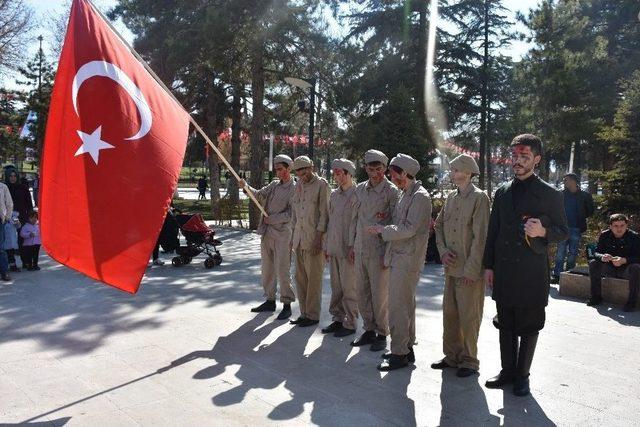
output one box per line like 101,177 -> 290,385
486,330 -> 518,388
369,334 -> 387,352
351,330 -> 376,347
513,333 -> 538,397
276,304 -> 292,320
383,347 -> 415,363
377,354 -> 409,371
250,300 -> 276,313
321,321 -> 342,334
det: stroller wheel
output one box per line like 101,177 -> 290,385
172,256 -> 183,267
204,258 -> 215,269
213,253 -> 223,266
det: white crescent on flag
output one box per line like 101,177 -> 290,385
72,60 -> 153,141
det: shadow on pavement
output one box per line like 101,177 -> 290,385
439,370 -> 500,426
549,285 -> 640,326
499,390 -> 556,426
0,229 -> 263,357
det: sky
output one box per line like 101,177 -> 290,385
2,0 -> 542,89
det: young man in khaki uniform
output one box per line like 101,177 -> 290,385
431,154 -> 490,377
290,156 -> 330,328
351,149 -> 399,352
322,158 -> 359,338
369,154 -> 432,371
239,154 -> 296,320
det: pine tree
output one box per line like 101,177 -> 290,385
16,46 -> 55,162
598,71 -> 640,216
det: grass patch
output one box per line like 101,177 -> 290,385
172,198 -> 215,220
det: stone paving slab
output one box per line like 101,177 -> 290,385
0,227 -> 639,426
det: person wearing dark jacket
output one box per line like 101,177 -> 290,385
587,213 -> 640,312
551,173 -> 595,282
5,171 -> 33,270
483,134 -> 568,397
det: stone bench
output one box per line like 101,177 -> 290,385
559,272 -> 639,307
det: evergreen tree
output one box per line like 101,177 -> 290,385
16,47 -> 55,162
598,70 -> 640,216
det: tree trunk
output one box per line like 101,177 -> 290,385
486,90 -> 492,195
204,76 -> 221,218
478,0 -> 489,190
416,1 -> 428,139
229,85 -> 242,205
249,42 -> 266,230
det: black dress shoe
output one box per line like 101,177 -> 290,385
513,376 -> 530,396
251,300 -> 276,312
276,304 -> 291,320
289,316 -> 305,325
369,335 -> 387,352
377,354 -> 409,371
623,302 -> 636,312
587,296 -> 602,307
430,359 -> 452,370
297,318 -> 319,327
351,330 -> 376,346
1,273 -> 10,281
456,367 -> 477,378
485,370 -> 515,388
321,321 -> 342,334
383,348 -> 415,363
334,327 -> 356,337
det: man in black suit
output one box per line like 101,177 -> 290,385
483,134 -> 568,397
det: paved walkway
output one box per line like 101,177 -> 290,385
1,228 -> 639,426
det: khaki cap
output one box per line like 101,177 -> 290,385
389,153 -> 420,177
292,155 -> 313,170
449,154 -> 480,175
331,158 -> 356,176
364,149 -> 389,166
273,154 -> 293,167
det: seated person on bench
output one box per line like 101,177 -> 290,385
587,213 -> 640,312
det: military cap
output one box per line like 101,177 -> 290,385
364,149 -> 389,166
331,158 -> 356,176
292,155 -> 313,170
389,153 -> 420,177
449,154 -> 480,175
273,154 -> 293,167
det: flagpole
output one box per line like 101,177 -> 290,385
86,0 -> 268,218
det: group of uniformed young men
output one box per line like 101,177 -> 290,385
238,133 -> 569,397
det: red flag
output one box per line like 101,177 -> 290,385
40,0 -> 189,293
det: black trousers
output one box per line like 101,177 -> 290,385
21,244 -> 40,268
494,303 -> 546,336
589,260 -> 640,305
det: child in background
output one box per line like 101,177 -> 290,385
19,211 -> 41,271
4,211 -> 20,271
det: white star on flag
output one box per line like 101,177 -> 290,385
75,126 -> 115,164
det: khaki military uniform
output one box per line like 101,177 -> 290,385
291,173 -> 330,321
435,183 -> 490,370
248,179 -> 296,303
352,177 -> 399,336
325,185 -> 358,329
381,180 -> 432,355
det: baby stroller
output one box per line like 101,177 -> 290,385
172,213 -> 223,269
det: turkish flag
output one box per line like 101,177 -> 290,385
41,0 -> 189,293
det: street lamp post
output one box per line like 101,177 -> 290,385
284,76 -> 316,160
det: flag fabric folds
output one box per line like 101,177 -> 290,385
40,0 -> 189,293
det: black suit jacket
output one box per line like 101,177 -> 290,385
483,176 -> 569,307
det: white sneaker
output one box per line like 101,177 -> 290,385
152,259 -> 165,266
